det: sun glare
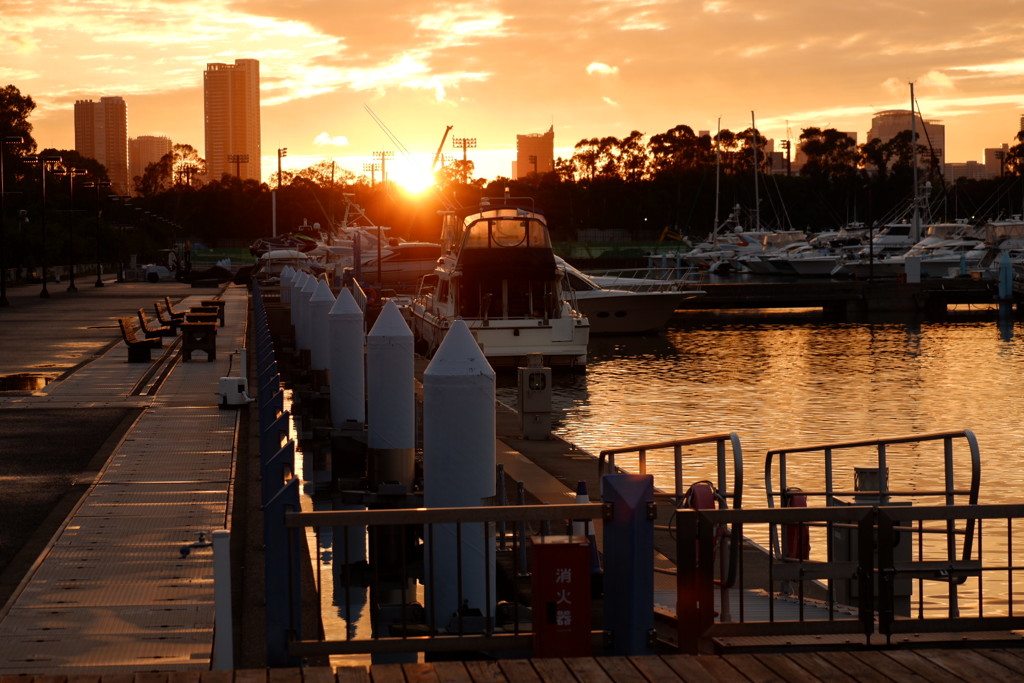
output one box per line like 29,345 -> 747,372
390,164 -> 436,194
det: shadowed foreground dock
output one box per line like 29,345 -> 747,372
6,647 -> 1024,682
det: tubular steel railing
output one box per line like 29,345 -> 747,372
283,503 -> 605,658
599,433 -> 743,510
675,503 -> 1024,653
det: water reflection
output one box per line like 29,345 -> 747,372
499,316 -> 1024,506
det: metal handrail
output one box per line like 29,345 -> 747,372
599,432 -> 743,509
676,503 -> 1024,652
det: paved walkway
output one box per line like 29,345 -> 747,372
0,283 -> 248,673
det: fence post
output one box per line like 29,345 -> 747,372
601,473 -> 654,655
856,508 -> 876,643
264,477 -> 302,667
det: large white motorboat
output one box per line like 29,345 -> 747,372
408,196 -> 589,369
557,257 -> 700,334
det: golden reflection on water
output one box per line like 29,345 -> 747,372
522,318 -> 1024,506
501,317 -> 1024,615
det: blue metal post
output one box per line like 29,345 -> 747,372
601,473 -> 654,655
264,477 -> 302,666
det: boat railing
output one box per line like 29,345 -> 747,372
583,265 -> 707,292
675,503 -> 1024,653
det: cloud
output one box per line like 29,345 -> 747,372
587,62 -> 619,76
314,132 -> 350,147
414,4 -> 509,47
702,1 -> 729,13
918,70 -> 956,92
603,96 -> 620,107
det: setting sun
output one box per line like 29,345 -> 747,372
389,162 -> 437,194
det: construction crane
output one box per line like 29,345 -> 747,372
431,125 -> 454,173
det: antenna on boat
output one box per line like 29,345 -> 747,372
714,117 -> 721,242
910,83 -> 922,243
752,111 -> 760,232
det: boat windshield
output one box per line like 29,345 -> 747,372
462,216 -> 551,250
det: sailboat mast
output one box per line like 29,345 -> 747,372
751,111 -> 760,231
713,118 -> 721,242
910,83 -> 921,243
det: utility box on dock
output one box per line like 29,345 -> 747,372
832,467 -> 913,616
531,536 -> 592,658
518,353 -> 552,440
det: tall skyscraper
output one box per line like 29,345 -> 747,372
204,59 -> 261,183
74,96 -> 129,194
129,135 -> 172,188
515,126 -> 555,179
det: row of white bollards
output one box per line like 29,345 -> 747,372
278,265 -> 497,629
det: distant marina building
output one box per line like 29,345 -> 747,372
203,59 -> 261,183
514,126 -> 554,178
129,135 -> 172,189
868,110 -> 945,167
74,96 -> 129,194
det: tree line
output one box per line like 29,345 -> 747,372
3,82 -> 1024,275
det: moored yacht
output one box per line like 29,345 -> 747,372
408,195 -> 589,369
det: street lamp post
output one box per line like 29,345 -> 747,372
59,167 -> 87,292
84,180 -> 111,287
28,155 -> 63,298
0,135 -> 25,307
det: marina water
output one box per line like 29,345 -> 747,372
499,310 -> 1024,507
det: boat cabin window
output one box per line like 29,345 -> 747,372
461,218 -> 551,250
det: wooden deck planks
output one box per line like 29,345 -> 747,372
922,649 -> 1021,683
5,650 -> 1024,682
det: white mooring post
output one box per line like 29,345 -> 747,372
279,265 -> 293,306
289,270 -> 305,328
423,319 -> 497,629
309,278 -> 336,372
328,287 -> 366,427
297,274 -> 318,353
366,299 -> 415,489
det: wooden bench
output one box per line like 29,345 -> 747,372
118,317 -> 161,362
137,308 -> 174,337
165,296 -> 187,318
200,299 -> 226,326
180,321 -> 217,361
154,301 -> 183,332
185,306 -> 219,324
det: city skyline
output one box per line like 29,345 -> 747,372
4,1 -> 1024,186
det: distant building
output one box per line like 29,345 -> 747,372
74,96 -> 129,194
129,135 -> 172,189
515,126 -> 554,179
945,161 -> 989,181
203,59 -> 261,183
868,110 -> 945,167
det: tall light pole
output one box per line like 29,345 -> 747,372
228,153 -> 249,179
27,155 -> 63,298
83,180 -> 111,287
58,167 -> 87,292
0,135 -> 24,307
452,136 -> 476,162
363,162 -> 380,186
373,151 -> 394,186
274,147 -> 287,238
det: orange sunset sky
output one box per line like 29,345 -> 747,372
4,0 -> 1024,185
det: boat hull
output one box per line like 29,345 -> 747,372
410,303 -> 589,368
573,291 -> 686,334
